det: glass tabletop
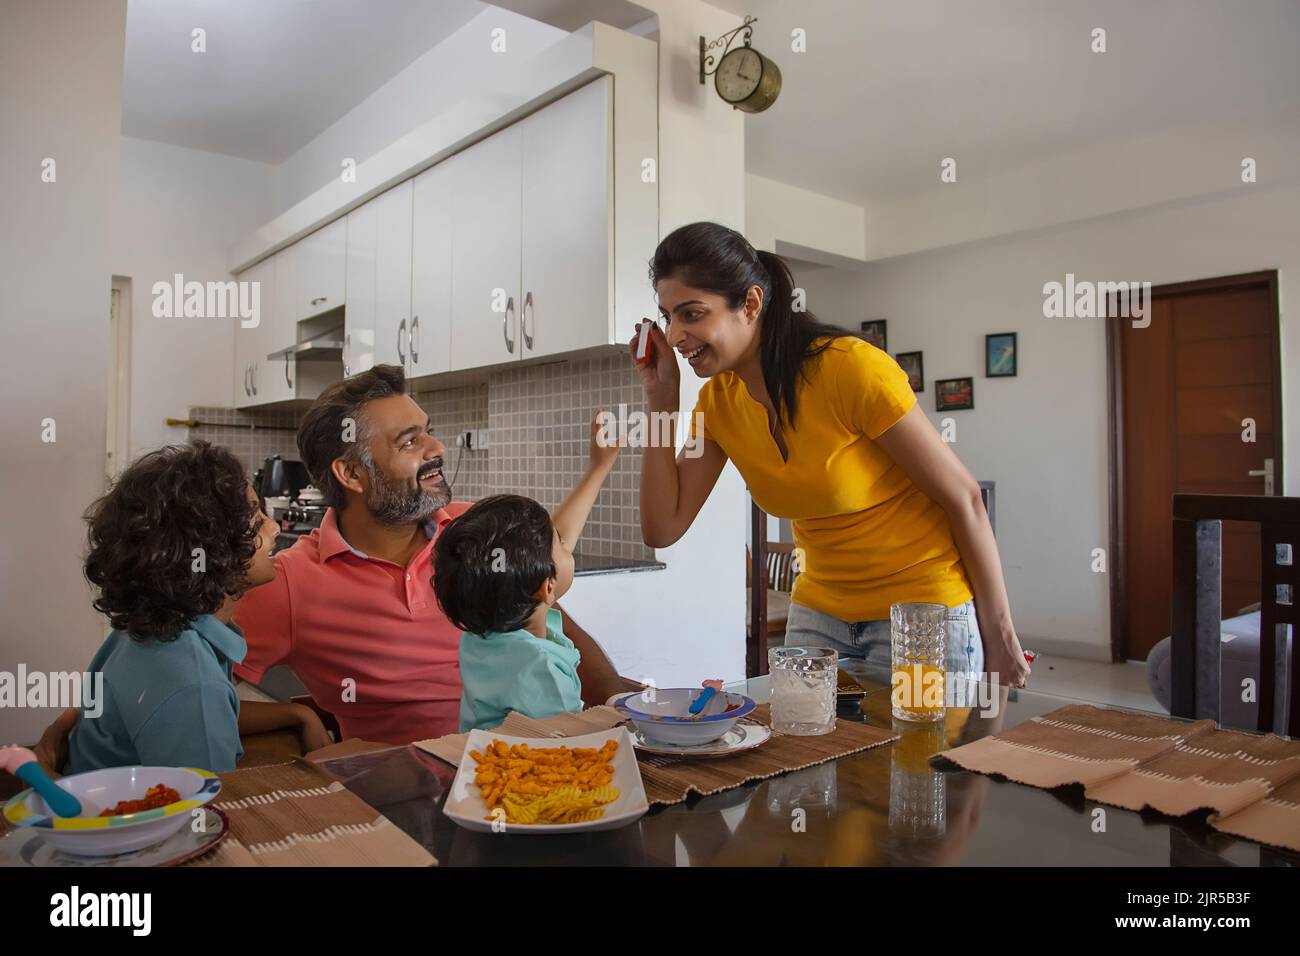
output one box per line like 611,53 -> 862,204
315,672 -> 1290,866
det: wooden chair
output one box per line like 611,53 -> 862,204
1171,493 -> 1298,735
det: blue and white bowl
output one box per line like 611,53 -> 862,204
614,688 -> 756,746
3,766 -> 221,857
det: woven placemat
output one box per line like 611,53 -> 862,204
414,704 -> 897,806
935,703 -> 1300,852
185,758 -> 435,866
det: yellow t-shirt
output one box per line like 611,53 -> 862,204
691,336 -> 972,621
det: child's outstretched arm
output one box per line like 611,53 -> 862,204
551,407 -> 620,551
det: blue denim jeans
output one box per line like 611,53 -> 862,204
783,600 -> 985,692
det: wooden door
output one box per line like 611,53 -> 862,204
1117,273 -> 1282,660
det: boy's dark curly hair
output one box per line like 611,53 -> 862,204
432,495 -> 557,635
83,441 -> 260,642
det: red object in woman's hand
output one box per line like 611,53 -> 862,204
1023,650 -> 1038,664
635,320 -> 654,365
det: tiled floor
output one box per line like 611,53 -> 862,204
1017,656 -> 1164,714
767,631 -> 1165,714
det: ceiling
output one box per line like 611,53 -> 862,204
122,0 -> 1300,201
711,0 -> 1300,204
122,0 -> 485,163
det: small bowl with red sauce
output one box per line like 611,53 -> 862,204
3,765 -> 221,857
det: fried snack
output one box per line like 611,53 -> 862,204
99,783 -> 181,817
469,738 -> 620,824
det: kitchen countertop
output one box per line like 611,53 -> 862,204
572,552 -> 665,576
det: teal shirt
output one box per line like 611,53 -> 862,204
65,614 -> 246,774
458,608 -> 583,732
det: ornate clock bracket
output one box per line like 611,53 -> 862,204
699,15 -> 758,85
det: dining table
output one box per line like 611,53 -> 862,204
311,671 -> 1296,867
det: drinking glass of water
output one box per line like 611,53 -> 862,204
768,646 -> 838,735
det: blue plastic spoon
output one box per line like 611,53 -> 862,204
2,746 -> 85,817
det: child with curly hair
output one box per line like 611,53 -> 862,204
64,441 -> 330,773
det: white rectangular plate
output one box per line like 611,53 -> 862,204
443,726 -> 649,834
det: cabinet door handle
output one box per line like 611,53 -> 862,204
503,297 -> 515,354
244,364 -> 251,397
410,315 -> 420,365
343,333 -> 351,377
285,358 -> 293,389
311,296 -> 328,307
397,318 -> 407,364
251,362 -> 258,396
522,291 -> 535,350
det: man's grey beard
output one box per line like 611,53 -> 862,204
363,462 -> 451,526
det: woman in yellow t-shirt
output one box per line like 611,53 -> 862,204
629,222 -> 1031,688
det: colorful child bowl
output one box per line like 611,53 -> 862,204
614,688 -> 756,746
3,765 -> 221,857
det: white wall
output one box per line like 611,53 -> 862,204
797,180 -> 1300,661
113,137 -> 274,456
747,172 -> 867,262
267,7 -> 566,220
560,0 -> 751,688
0,0 -> 128,743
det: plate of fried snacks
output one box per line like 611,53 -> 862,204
444,727 -> 648,834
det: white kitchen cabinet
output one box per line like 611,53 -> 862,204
232,256 -> 274,409
255,250 -> 296,405
291,218 -> 347,322
374,180 -> 414,372
518,77 -> 612,361
343,182 -> 411,377
449,123 -> 522,371
409,158 -> 455,378
343,201 -> 377,377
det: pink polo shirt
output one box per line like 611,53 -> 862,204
233,502 -> 473,744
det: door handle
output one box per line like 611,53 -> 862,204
343,333 -> 351,377
285,358 -> 292,390
1247,457 -> 1275,496
522,292 -> 535,350
311,296 -> 328,307
251,362 -> 258,396
410,315 -> 420,366
397,318 -> 407,364
244,364 -> 251,397
503,297 -> 515,354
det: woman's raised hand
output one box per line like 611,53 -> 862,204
628,319 -> 680,411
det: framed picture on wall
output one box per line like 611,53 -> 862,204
895,351 -> 924,392
935,377 -> 974,411
860,319 -> 887,351
986,332 -> 1018,377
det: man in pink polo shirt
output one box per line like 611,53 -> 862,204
233,364 -> 639,744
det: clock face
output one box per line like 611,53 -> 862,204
715,47 -> 762,103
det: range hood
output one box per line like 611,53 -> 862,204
267,326 -> 343,361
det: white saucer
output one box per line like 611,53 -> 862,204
628,719 -> 772,758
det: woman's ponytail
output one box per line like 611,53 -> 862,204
650,222 -> 860,428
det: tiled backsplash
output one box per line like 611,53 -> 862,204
415,353 -> 653,561
188,352 -> 653,559
186,406 -> 300,477
417,382 -> 490,501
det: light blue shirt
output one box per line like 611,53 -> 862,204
65,614 -> 246,774
458,608 -> 583,732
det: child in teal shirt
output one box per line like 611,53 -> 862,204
433,409 -> 620,732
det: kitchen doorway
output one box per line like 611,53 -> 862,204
1108,271 -> 1284,662
107,277 -> 132,483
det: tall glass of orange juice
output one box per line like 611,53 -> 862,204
890,602 -> 947,722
